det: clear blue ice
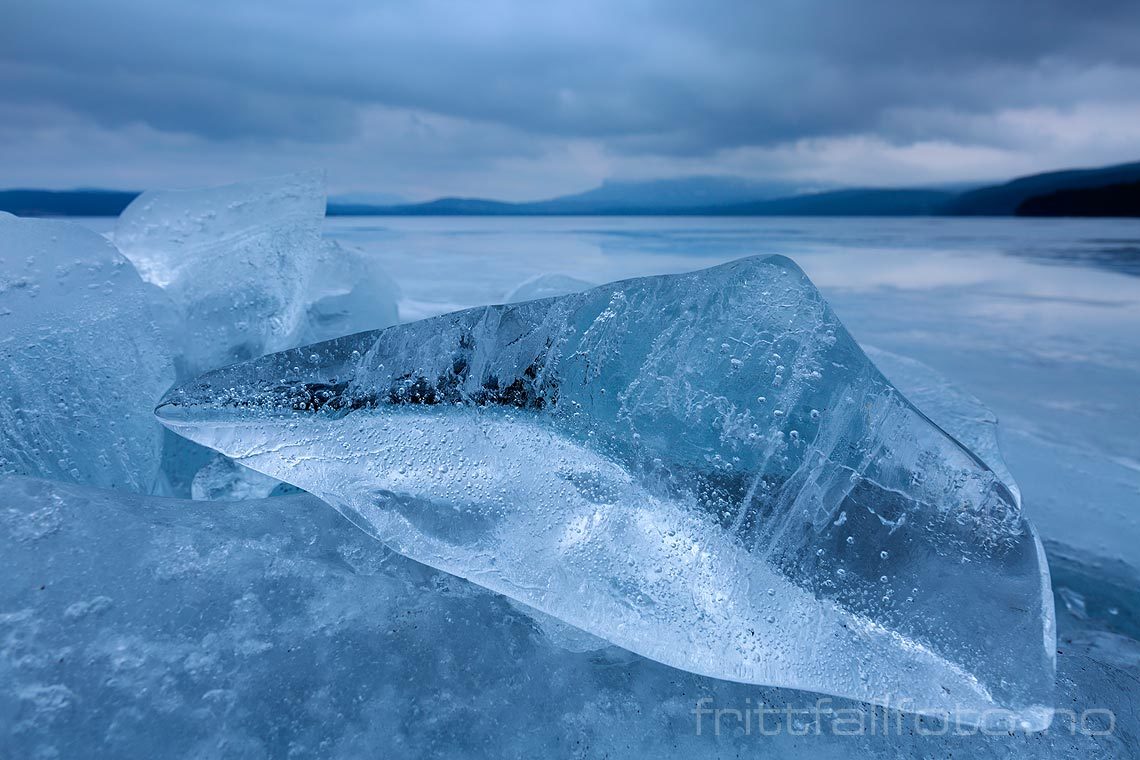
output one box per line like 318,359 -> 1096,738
3,178 -> 1139,757
156,255 -> 1055,728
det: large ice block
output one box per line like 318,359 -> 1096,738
114,172 -> 397,374
1,477 -> 1129,757
0,213 -> 174,490
156,255 -> 1055,728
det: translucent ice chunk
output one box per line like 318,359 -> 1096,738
504,273 -> 594,303
0,213 -> 174,490
114,172 -> 325,372
157,255 -> 1055,728
3,476 -> 1128,756
115,172 -> 397,374
296,240 -> 400,346
865,345 -> 1021,506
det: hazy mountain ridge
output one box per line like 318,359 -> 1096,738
700,188 -> 956,216
321,163 -> 1140,216
6,161 -> 1140,217
945,161 -> 1140,216
1016,180 -> 1140,217
538,176 -> 826,209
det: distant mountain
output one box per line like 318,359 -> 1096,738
1016,181 -> 1140,217
8,161 -> 1140,217
329,197 -> 522,216
539,176 -> 823,210
325,176 -> 825,216
327,186 -> 954,216
920,181 -> 988,193
0,189 -> 139,217
943,161 -> 1140,216
705,188 -> 956,216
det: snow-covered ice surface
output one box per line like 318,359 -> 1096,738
157,256 -> 1055,728
0,213 -> 174,491
0,477 -> 1133,758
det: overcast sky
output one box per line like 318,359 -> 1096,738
4,0 -> 1140,199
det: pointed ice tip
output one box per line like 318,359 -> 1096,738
153,397 -> 178,423
154,381 -> 193,422
152,256 -> 1054,724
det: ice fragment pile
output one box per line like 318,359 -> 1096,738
190,454 -> 289,501
112,172 -> 399,498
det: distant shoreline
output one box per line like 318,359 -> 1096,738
5,160 -> 1140,218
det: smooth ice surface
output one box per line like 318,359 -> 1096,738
0,213 -> 174,490
1,477 -> 1133,759
114,172 -> 398,374
865,346 -> 1020,506
158,255 -> 1055,727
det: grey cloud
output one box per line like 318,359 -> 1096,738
2,0 -> 1140,187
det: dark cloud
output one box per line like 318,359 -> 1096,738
2,0 -> 1139,192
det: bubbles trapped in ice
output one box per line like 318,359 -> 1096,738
0,213 -> 174,490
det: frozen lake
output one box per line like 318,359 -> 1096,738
307,216 -> 1140,570
48,213 -> 1140,753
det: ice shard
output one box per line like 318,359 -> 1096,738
114,172 -> 324,373
115,172 -> 398,374
156,255 -> 1055,728
0,213 -> 174,490
297,239 -> 400,346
